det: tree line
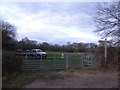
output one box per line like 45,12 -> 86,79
17,37 -> 98,52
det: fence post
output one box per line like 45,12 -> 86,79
25,54 -> 27,60
41,55 -> 42,60
81,55 -> 83,68
54,55 -> 56,70
82,55 -> 85,68
91,56 -> 93,68
66,53 -> 69,69
80,54 -> 82,68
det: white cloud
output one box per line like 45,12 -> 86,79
0,2 -> 101,45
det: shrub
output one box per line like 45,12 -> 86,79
96,46 -> 118,70
2,51 -> 23,76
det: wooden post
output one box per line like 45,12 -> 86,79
104,39 -> 107,63
99,39 -> 108,64
66,54 -> 69,69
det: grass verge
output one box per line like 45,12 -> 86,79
2,71 -> 64,88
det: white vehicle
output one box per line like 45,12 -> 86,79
15,49 -> 47,58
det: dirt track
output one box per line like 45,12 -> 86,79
23,70 -> 118,88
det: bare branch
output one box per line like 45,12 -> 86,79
94,2 -> 120,38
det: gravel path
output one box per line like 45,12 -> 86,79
23,71 -> 118,88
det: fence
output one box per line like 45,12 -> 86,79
20,53 -> 96,71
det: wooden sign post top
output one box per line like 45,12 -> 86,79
98,39 -> 112,63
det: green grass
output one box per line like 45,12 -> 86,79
21,51 -> 83,61
3,71 -> 64,88
21,51 -> 84,60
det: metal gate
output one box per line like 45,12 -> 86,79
21,53 -> 97,71
80,54 -> 96,68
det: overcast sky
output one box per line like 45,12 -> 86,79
0,2 -> 103,45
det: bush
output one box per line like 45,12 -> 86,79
96,46 -> 118,70
2,51 -> 23,76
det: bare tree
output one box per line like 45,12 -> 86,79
94,2 -> 120,38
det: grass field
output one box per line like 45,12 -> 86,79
23,51 -> 85,60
